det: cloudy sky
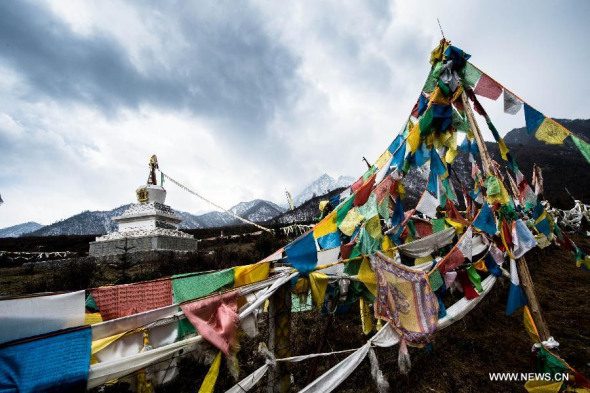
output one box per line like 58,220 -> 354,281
1,0 -> 589,228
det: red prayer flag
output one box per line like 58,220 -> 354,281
457,270 -> 479,300
353,174 -> 376,207
474,73 -> 503,101
180,290 -> 239,355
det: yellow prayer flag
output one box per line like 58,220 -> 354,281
314,210 -> 338,239
431,87 -> 451,105
198,351 -> 222,393
234,262 -> 270,288
486,181 -> 510,206
415,255 -> 433,265
309,272 -> 329,308
473,259 -> 488,272
360,297 -> 373,335
338,208 -> 364,236
535,118 -> 570,145
381,235 -> 394,251
357,257 -> 377,296
445,218 -> 465,234
523,306 -> 540,344
85,312 -> 103,325
91,332 -> 127,356
375,150 -> 393,169
445,148 -> 458,164
408,123 -> 421,153
498,138 -> 509,160
365,215 -> 383,240
319,200 -> 329,212
524,379 -> 563,393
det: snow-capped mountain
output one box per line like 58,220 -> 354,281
292,174 -> 355,207
0,222 -> 44,238
2,199 -> 285,238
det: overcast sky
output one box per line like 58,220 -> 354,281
1,0 -> 589,227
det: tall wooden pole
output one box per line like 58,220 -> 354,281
461,91 -> 551,341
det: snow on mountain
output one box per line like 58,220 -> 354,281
5,199 -> 285,237
292,174 -> 354,207
0,222 -> 44,238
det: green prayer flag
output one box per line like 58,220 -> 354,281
336,196 -> 355,226
419,108 -> 435,137
432,218 -> 447,233
377,197 -> 390,220
485,175 -> 501,196
173,269 -> 235,336
85,293 -> 99,312
459,62 -> 482,88
429,268 -> 444,291
466,265 -> 483,292
536,347 -> 570,378
452,110 -> 469,132
572,135 -> 590,164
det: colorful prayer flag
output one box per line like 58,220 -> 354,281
524,104 -> 545,135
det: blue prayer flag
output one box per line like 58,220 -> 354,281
524,104 -> 544,135
430,148 -> 447,176
285,232 -> 318,274
506,283 -> 527,315
484,253 -> 502,277
535,217 -> 552,237
317,232 -> 341,250
418,94 -> 429,117
473,203 -> 497,235
388,135 -> 403,154
391,195 -> 404,228
415,143 -> 430,167
0,327 -> 91,393
431,104 -> 453,132
427,171 -> 439,196
390,139 -> 406,170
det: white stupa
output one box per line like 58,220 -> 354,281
89,156 -> 199,257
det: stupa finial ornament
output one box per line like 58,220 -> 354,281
136,155 -> 162,203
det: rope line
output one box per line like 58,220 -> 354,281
159,170 -> 273,233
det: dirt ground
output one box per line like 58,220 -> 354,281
1,232 -> 589,392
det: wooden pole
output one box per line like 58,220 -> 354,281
461,92 -> 493,175
461,90 -> 551,341
516,257 -> 551,341
267,281 -> 292,393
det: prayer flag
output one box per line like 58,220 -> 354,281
473,73 -> 502,100
457,270 -> 479,299
0,327 -> 91,393
511,219 -> 537,258
339,208 -> 365,237
459,62 -> 482,88
524,104 -> 545,135
181,291 -> 239,355
535,118 -> 569,145
285,232 -> 318,274
472,203 -> 497,235
572,135 -> 590,164
506,259 -> 527,315
372,252 -> 438,345
390,195 -> 404,229
503,90 -> 523,115
354,174 -> 376,206
317,232 -> 341,250
314,211 -> 338,239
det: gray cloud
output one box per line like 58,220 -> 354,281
0,1 -> 300,136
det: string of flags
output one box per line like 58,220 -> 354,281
1,38 -> 590,393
